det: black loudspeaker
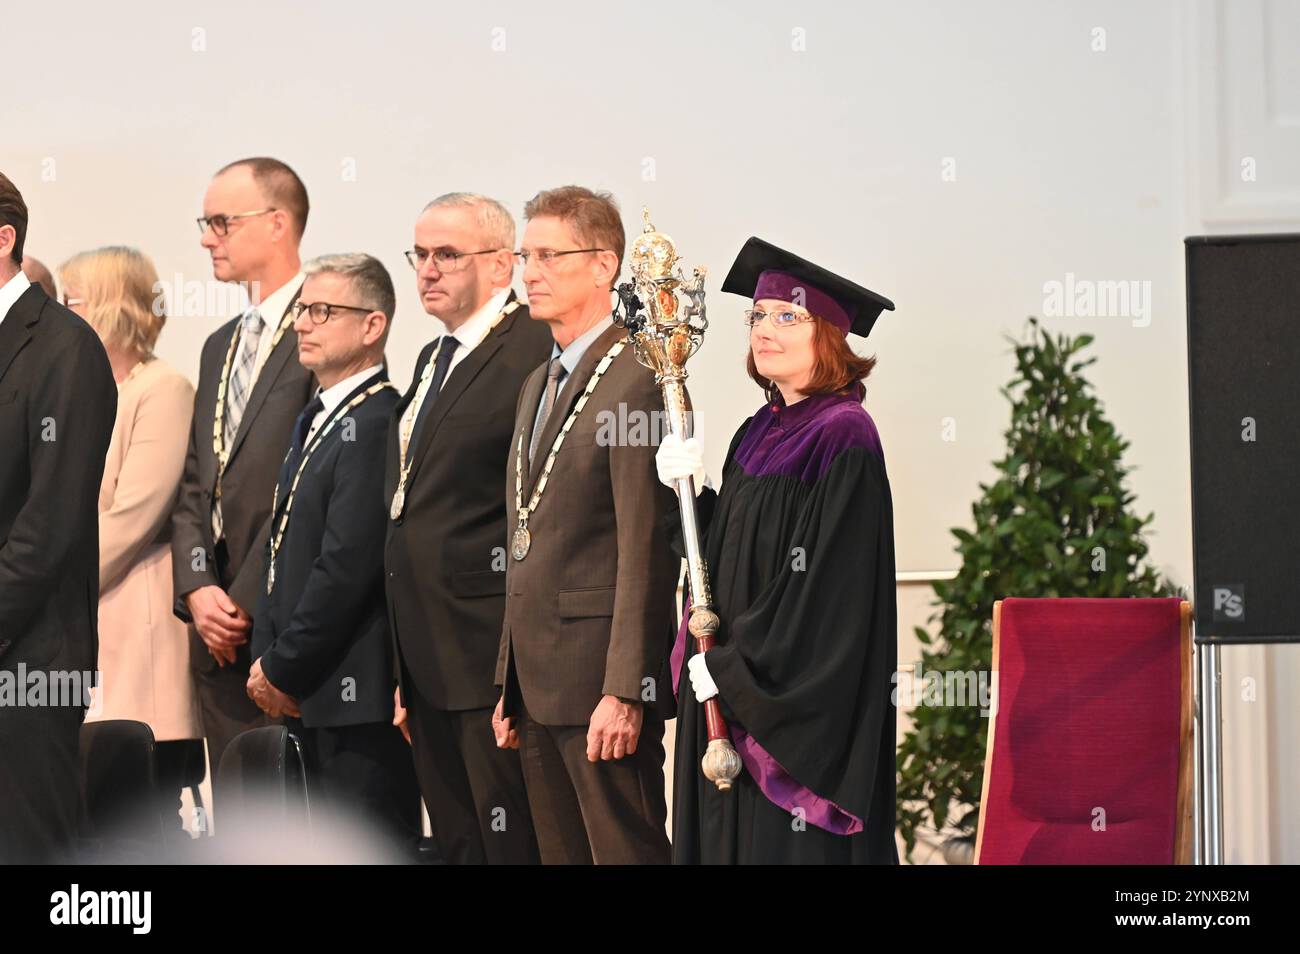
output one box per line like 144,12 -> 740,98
1185,233 -> 1300,643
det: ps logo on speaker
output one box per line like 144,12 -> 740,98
1212,584 -> 1245,622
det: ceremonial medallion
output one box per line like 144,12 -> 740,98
511,524 -> 531,561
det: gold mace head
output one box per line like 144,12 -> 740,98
630,207 -> 678,282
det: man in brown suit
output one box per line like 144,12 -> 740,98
492,186 -> 677,864
171,158 -> 315,791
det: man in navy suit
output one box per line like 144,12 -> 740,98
248,253 -> 418,856
0,172 -> 117,862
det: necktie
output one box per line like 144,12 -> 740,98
224,308 -> 265,448
294,394 -> 326,452
405,336 -> 459,465
529,357 -> 567,466
214,307 -> 264,539
283,394 -> 325,489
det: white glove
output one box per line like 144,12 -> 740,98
657,433 -> 706,496
687,652 -> 718,703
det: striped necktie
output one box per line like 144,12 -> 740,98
212,307 -> 264,540
529,357 -> 567,466
224,307 -> 265,448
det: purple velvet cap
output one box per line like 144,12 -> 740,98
753,269 -> 852,334
722,236 -> 895,338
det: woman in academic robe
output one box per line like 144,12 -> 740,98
657,237 -> 899,864
59,247 -> 203,837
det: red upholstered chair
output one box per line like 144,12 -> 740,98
974,598 -> 1194,864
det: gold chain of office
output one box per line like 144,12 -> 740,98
212,306 -> 296,487
511,337 -> 626,561
389,298 -> 521,521
266,379 -> 397,595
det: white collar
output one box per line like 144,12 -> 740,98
552,313 -> 615,376
248,272 -> 305,327
0,270 -> 32,325
445,287 -> 511,351
316,364 -> 385,417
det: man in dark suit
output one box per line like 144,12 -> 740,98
0,172 -> 117,862
492,186 -> 678,864
171,158 -> 316,793
386,194 -> 550,864
247,253 -> 419,856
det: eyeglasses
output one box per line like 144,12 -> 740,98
196,208 -> 277,237
291,300 -> 376,324
514,248 -> 606,269
404,247 -> 502,272
743,308 -> 816,329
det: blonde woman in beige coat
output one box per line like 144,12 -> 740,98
60,247 -> 202,836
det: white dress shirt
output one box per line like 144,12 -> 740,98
0,270 -> 32,326
304,364 -> 385,446
399,287 -> 513,443
241,272 -> 305,382
439,286 -> 512,384
553,313 -> 614,398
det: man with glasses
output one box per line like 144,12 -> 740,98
491,186 -> 677,864
244,253 -> 419,858
385,193 -> 549,864
172,157 -> 315,801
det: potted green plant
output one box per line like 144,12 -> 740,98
896,318 -> 1177,862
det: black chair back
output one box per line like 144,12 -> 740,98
215,725 -> 310,834
79,719 -> 164,861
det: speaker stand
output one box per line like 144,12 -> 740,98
1195,639 -> 1225,864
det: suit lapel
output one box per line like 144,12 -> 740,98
516,362 -> 548,494
386,341 -> 432,499
313,367 -> 389,445
404,296 -> 521,485
0,286 -> 44,386
227,290 -> 302,465
272,368 -> 389,523
393,341 -> 435,422
270,446 -> 296,523
526,321 -> 624,485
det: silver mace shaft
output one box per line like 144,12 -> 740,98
658,371 -> 743,791
621,208 -> 740,792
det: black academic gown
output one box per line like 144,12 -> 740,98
670,391 -> 899,864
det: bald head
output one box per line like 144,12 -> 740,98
22,256 -> 56,299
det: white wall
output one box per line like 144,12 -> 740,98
6,0 -> 1296,861
6,0 -> 1202,574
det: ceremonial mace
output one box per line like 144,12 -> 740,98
615,210 -> 743,791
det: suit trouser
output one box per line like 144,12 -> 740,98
0,698 -> 83,863
404,675 -> 539,865
189,538 -> 270,791
287,717 -> 422,859
517,704 -> 670,865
